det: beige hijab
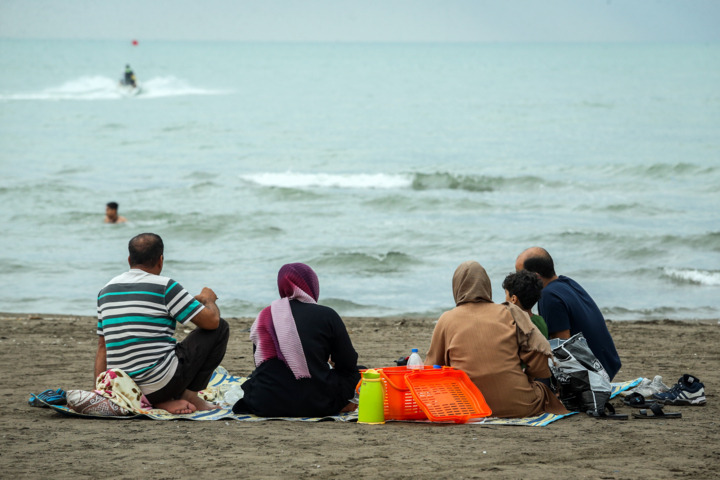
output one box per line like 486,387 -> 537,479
453,261 -> 552,356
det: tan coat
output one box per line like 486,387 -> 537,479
425,261 -> 568,418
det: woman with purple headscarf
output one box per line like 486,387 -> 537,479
233,263 -> 360,417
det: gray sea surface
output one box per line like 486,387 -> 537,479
1,40 -> 718,319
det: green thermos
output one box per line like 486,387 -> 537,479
358,369 -> 385,425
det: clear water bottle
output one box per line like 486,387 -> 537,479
407,348 -> 424,370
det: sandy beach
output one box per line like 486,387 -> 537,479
0,313 -> 717,479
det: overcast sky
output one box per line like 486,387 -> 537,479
1,0 -> 719,42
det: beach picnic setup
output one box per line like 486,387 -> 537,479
32,361 -> 676,427
27,259 -> 708,430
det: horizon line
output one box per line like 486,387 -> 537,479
2,37 -> 718,45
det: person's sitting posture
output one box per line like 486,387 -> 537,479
104,202 -> 127,223
233,263 -> 360,418
94,233 -> 229,414
516,247 -> 621,380
502,270 -> 548,339
425,261 -> 567,418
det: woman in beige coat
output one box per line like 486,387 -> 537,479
425,261 -> 568,418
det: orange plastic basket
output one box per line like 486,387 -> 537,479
404,369 -> 492,423
379,366 -> 435,420
357,366 -> 439,420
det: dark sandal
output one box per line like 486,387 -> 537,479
632,403 -> 681,419
624,392 -> 658,408
28,389 -> 67,408
587,403 -> 628,420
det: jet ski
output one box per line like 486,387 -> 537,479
118,78 -> 142,96
119,66 -> 141,96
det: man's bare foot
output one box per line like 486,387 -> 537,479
154,399 -> 197,414
180,390 -> 222,411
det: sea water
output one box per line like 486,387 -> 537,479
0,40 -> 718,320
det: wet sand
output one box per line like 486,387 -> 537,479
0,314 -> 718,479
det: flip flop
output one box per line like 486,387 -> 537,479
624,392 -> 658,408
632,403 -> 681,419
28,389 -> 67,407
587,403 -> 628,420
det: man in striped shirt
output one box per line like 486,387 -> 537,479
94,233 -> 229,414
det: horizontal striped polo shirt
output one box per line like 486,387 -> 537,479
97,269 -> 204,393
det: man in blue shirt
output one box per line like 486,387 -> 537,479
515,247 -> 621,380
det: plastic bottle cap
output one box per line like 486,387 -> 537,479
411,348 -> 418,353
433,365 -> 441,369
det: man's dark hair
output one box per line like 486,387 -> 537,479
522,249 -> 556,279
502,270 -> 544,310
128,233 -> 164,267
107,202 -> 119,210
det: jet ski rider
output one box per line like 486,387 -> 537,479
124,65 -> 137,88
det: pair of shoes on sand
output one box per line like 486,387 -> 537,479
653,374 -> 706,406
626,373 -> 706,419
627,375 -> 669,398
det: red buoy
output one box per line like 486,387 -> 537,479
132,39 -> 138,46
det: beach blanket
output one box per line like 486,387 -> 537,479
37,367 -> 356,422
464,378 -> 642,427
33,369 -> 640,426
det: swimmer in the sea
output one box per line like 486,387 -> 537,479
104,202 -> 127,223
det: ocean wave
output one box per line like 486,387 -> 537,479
541,231 -> 720,262
240,171 -> 557,192
555,231 -> 720,251
605,162 -> 718,179
0,181 -> 92,196
0,76 -> 227,101
663,268 -> 720,286
363,194 -> 493,211
661,232 -> 720,252
574,202 -> 669,215
601,305 -> 718,320
411,172 -> 554,192
0,259 -> 25,273
309,251 -> 418,274
190,181 -> 221,190
241,172 -> 412,189
160,216 -> 282,239
240,163 -> 720,193
258,187 -> 326,201
319,298 -> 392,314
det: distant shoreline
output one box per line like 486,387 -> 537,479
1,312 -> 717,325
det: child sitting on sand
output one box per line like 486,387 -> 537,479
502,270 -> 548,339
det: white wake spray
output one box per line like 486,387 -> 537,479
0,76 -> 227,101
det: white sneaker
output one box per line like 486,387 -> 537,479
649,375 -> 669,394
627,376 -> 668,398
625,378 -> 651,397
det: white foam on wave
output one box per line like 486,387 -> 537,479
664,268 -> 720,286
240,172 -> 413,189
0,76 -> 227,101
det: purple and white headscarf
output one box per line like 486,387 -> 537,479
250,263 -> 320,379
